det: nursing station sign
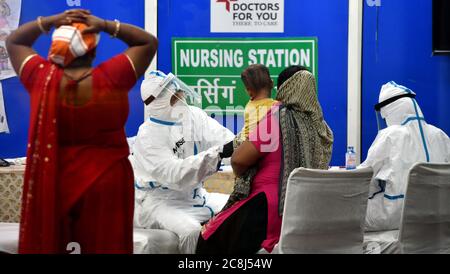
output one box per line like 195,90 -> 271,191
172,38 -> 318,114
211,0 -> 284,33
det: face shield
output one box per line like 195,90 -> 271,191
142,71 -> 200,107
168,74 -> 202,109
375,111 -> 388,131
142,71 -> 202,123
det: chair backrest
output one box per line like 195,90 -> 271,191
399,163 -> 450,254
277,167 -> 372,254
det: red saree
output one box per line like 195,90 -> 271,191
18,54 -> 136,254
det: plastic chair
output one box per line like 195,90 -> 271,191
364,163 -> 450,254
399,163 -> 450,253
0,223 -> 19,254
276,167 -> 372,254
0,222 -> 180,254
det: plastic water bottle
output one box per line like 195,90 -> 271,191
346,146 -> 357,170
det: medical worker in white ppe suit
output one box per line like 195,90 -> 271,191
130,71 -> 235,254
361,81 -> 450,231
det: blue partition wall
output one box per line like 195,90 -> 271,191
2,1 -> 449,167
0,0 -> 146,158
157,0 -> 349,166
362,0 -> 450,161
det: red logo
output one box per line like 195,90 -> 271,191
216,0 -> 238,12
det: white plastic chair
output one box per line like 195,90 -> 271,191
364,163 -> 450,254
0,223 -> 19,254
133,229 -> 180,254
0,222 -> 180,254
275,167 -> 372,254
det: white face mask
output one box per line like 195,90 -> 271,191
142,71 -> 200,123
147,88 -> 175,122
148,87 -> 191,123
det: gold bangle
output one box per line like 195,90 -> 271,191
37,16 -> 49,34
111,19 -> 120,38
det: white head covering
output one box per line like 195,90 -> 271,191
141,71 -> 186,122
49,23 -> 100,67
378,81 -> 424,127
141,71 -> 170,102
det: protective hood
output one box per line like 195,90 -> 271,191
141,70 -> 200,123
376,81 -> 424,127
374,81 -> 430,163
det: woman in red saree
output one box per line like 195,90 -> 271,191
6,9 -> 158,254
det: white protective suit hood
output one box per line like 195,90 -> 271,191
377,81 -> 424,127
141,70 -> 200,125
376,81 -> 429,161
361,81 -> 450,231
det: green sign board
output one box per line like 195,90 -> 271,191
172,37 -> 318,114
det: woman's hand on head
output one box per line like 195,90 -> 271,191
46,9 -> 90,29
46,10 -> 105,34
81,14 -> 107,34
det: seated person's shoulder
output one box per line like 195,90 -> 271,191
267,102 -> 282,117
135,121 -> 171,146
137,120 -> 152,134
272,101 -> 282,109
188,105 -> 208,118
378,125 -> 410,140
188,105 -> 221,124
366,127 -> 410,155
426,124 -> 450,138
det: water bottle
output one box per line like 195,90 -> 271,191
346,146 -> 357,170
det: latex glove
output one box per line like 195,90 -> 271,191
219,141 -> 234,159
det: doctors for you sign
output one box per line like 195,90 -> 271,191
172,37 -> 318,114
211,0 -> 284,33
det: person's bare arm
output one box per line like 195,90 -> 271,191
6,10 -> 87,75
231,141 -> 262,176
83,15 -> 158,78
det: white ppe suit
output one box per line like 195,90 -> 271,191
130,71 -> 235,254
361,81 -> 450,231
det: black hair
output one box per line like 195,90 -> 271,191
68,48 -> 97,68
277,65 -> 309,90
241,64 -> 273,94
